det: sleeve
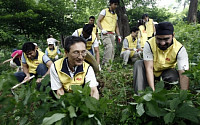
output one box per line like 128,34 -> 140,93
42,54 -> 51,64
177,46 -> 189,70
85,66 -> 99,87
45,49 -> 48,55
57,48 -> 61,54
143,42 -> 153,60
100,9 -> 106,16
50,64 -> 63,90
93,38 -> 99,47
72,30 -> 78,36
21,53 -> 27,64
123,38 -> 129,49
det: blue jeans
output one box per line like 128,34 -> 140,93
14,64 -> 48,82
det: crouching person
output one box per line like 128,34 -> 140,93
14,42 -> 53,88
120,27 -> 142,66
50,36 -> 99,100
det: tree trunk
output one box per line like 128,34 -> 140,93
116,0 -> 130,38
115,0 -> 130,53
187,0 -> 198,23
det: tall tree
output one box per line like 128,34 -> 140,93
188,0 -> 198,23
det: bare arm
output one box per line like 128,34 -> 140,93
3,58 -> 12,64
144,60 -> 155,91
178,70 -> 189,90
115,23 -> 120,36
22,63 -> 30,81
97,15 -> 104,30
94,47 -> 100,65
90,87 -> 99,100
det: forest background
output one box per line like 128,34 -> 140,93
0,0 -> 200,124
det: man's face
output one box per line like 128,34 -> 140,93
67,42 -> 86,67
25,50 -> 36,60
89,18 -> 95,25
143,16 -> 148,22
48,44 -> 54,49
156,34 -> 173,50
110,3 -> 118,10
131,31 -> 139,38
82,31 -> 90,39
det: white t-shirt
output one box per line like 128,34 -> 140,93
50,60 -> 99,90
100,9 -> 118,20
72,30 -> 99,47
143,42 -> 189,70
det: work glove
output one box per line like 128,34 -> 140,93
118,36 -> 122,43
99,64 -> 102,71
98,40 -> 102,45
101,29 -> 107,34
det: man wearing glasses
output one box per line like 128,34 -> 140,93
133,22 -> 189,94
50,36 -> 99,100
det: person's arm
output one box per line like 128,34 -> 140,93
94,47 -> 100,65
177,46 -> 189,90
2,58 -> 12,64
178,70 -> 189,90
85,66 -> 99,100
97,14 -> 104,30
90,87 -> 99,100
144,60 -> 155,91
115,23 -> 120,36
143,42 -> 154,91
22,63 -> 30,82
57,87 -> 65,97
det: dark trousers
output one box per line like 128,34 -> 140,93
133,60 -> 179,94
14,64 -> 48,82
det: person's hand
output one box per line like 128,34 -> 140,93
101,29 -> 107,34
98,40 -> 102,45
118,36 -> 122,43
56,88 -> 65,99
23,74 -> 30,82
36,78 -> 43,83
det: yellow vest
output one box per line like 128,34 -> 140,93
54,57 -> 90,91
46,46 -> 58,59
139,25 -> 147,48
24,50 -> 44,74
101,8 -> 117,32
121,34 -> 137,57
146,18 -> 154,37
77,28 -> 96,50
148,37 -> 183,77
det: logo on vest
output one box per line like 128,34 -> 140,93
166,58 -> 170,61
76,78 -> 82,81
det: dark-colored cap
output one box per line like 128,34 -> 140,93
110,0 -> 120,4
156,22 -> 174,35
83,24 -> 93,35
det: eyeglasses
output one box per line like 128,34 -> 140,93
72,50 -> 87,57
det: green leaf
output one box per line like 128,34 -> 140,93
68,106 -> 77,118
82,82 -> 91,96
143,93 -> 152,101
85,97 -> 98,111
164,112 -> 175,124
19,116 -> 28,125
136,103 -> 145,116
179,90 -> 187,101
42,113 -> 66,125
146,101 -> 166,117
155,80 -> 164,92
176,103 -> 199,123
23,87 -> 31,105
170,98 -> 181,110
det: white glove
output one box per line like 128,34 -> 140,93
55,55 -> 59,60
118,36 -> 122,43
98,40 -> 102,45
101,29 -> 107,34
99,64 -> 102,71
